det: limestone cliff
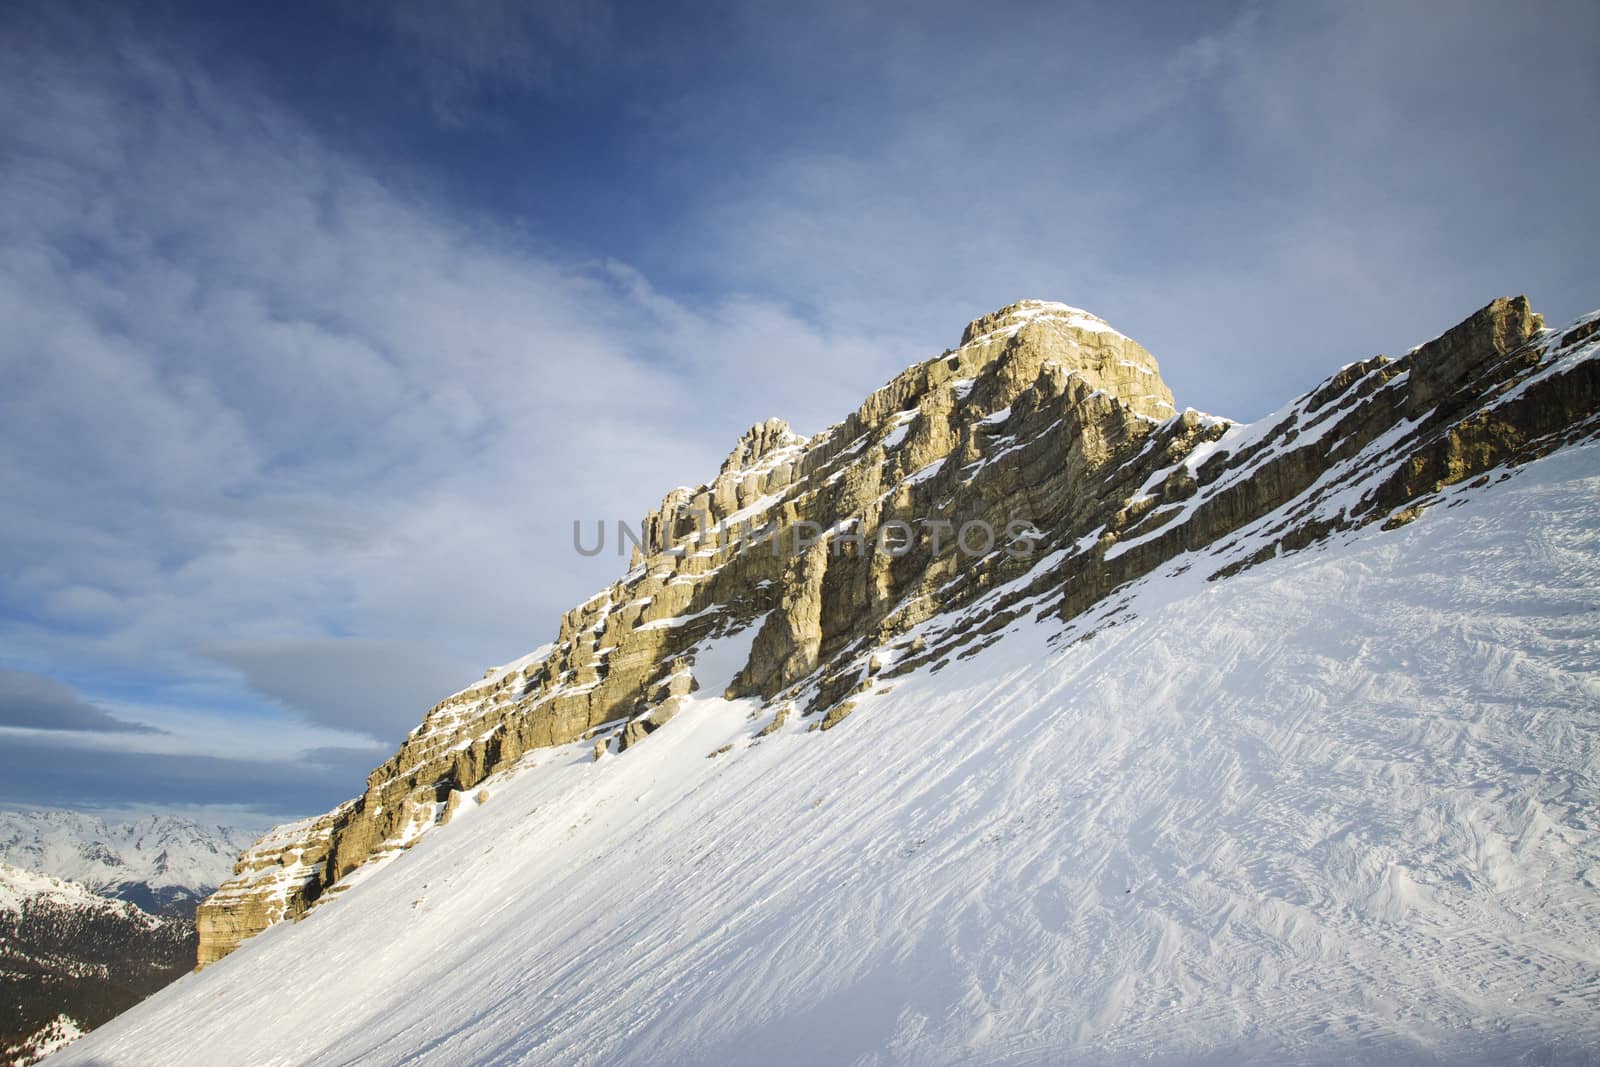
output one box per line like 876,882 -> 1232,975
196,296 -> 1600,966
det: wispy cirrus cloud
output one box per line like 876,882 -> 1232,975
0,5 -> 913,801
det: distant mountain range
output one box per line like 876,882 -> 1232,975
0,809 -> 257,915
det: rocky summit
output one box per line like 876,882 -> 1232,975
196,295 -> 1600,968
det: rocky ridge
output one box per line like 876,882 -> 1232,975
196,295 -> 1600,967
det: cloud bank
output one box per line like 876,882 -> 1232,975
0,670 -> 163,734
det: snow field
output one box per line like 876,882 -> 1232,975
54,441 -> 1600,1066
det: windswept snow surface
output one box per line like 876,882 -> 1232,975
55,443 -> 1600,1066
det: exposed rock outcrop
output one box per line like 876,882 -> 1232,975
194,806 -> 349,967
197,296 -> 1600,967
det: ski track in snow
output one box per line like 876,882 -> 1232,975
53,442 -> 1600,1067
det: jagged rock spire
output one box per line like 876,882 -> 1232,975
721,417 -> 804,475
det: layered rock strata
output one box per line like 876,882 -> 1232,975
197,296 -> 1600,966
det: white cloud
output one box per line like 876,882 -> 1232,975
0,12 -> 911,761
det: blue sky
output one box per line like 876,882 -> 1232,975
1,0 -> 1595,820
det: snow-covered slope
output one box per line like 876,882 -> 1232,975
4,1017 -> 83,1067
51,434 -> 1600,1064
0,810 -> 256,914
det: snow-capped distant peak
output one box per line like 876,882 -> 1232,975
0,862 -> 112,914
0,809 -> 257,909
0,862 -> 170,933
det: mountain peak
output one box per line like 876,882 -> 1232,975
0,809 -> 254,913
959,298 -> 1127,348
943,297 -> 1174,422
186,294 -> 1600,987
720,417 -> 805,475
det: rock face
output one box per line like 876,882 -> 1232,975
194,807 -> 348,967
196,296 -> 1600,967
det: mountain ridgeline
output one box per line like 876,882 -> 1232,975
196,296 -> 1600,967
0,810 -> 257,918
